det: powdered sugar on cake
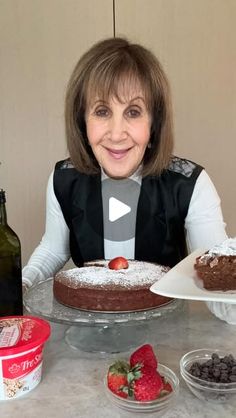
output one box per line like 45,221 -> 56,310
199,238 -> 236,263
55,260 -> 169,289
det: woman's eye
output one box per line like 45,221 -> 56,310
94,107 -> 109,117
127,107 -> 141,118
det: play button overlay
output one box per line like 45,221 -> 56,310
102,177 -> 141,242
109,197 -> 131,222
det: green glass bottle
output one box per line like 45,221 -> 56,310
0,189 -> 23,316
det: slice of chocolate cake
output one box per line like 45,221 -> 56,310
194,238 -> 236,291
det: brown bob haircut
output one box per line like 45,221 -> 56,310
65,37 -> 174,176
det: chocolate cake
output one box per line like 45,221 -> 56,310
53,260 -> 172,312
194,238 -> 236,291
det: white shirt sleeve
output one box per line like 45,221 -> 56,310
185,170 -> 227,251
22,172 -> 70,286
185,170 -> 236,325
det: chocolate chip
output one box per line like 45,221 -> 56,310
213,369 -> 221,378
231,366 -> 236,374
219,363 -> 227,370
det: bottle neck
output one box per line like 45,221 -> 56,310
0,203 -> 7,225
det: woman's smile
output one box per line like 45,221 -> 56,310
106,146 -> 132,160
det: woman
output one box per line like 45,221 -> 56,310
23,37 -> 235,323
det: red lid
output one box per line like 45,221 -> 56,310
0,315 -> 51,357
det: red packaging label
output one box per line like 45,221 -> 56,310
2,345 -> 43,379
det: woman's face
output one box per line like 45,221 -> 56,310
85,88 -> 152,178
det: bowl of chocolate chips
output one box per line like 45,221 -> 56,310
180,349 -> 236,403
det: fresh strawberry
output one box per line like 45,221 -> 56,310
108,256 -> 129,270
130,344 -> 158,370
160,375 -> 173,394
128,365 -> 163,401
107,360 -> 129,398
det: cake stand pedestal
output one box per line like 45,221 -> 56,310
24,278 -> 184,354
64,322 -> 149,353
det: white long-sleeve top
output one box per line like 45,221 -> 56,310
23,169 -> 236,324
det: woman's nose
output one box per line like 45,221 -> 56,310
109,115 -> 127,141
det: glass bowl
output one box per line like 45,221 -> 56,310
104,363 -> 179,414
180,348 -> 236,404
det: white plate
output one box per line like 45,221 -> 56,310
150,249 -> 236,303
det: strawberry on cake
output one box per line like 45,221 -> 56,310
53,257 -> 171,312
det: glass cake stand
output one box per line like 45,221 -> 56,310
24,278 -> 184,354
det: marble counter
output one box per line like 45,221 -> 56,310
1,301 -> 236,417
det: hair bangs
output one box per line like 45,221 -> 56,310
85,57 -> 153,109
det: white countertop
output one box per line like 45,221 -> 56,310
1,301 -> 236,417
